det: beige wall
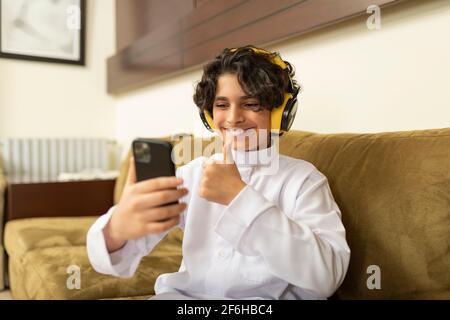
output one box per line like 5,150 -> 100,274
114,0 -> 450,151
0,0 -> 116,139
274,0 -> 450,134
1,0 -> 449,151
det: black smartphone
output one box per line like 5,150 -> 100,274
132,138 -> 176,182
132,139 -> 179,217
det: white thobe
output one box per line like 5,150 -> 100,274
87,144 -> 350,299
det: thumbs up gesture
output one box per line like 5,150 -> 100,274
199,140 -> 247,205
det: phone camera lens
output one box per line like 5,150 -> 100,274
135,142 -> 151,163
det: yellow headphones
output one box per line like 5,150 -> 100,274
199,47 -> 300,134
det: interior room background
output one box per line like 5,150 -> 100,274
0,0 -> 449,169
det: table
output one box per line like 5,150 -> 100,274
5,179 -> 115,221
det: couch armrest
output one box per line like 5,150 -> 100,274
0,172 -> 6,237
0,154 -> 7,290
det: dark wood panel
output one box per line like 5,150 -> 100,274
182,0 -> 305,51
116,0 -> 195,51
124,20 -> 183,67
6,180 -> 115,220
194,0 -> 212,8
109,0 -> 404,94
116,0 -> 150,51
181,0 -> 399,68
183,0 -> 247,31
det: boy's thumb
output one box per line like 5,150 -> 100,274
222,141 -> 234,165
126,157 -> 137,185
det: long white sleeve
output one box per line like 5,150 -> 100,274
86,166 -> 189,278
214,170 -> 350,298
86,206 -> 173,278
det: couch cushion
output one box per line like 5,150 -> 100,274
4,217 -> 97,259
279,128 -> 450,299
5,217 -> 183,299
13,244 -> 180,300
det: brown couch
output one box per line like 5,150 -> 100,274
0,155 -> 6,291
3,129 -> 450,299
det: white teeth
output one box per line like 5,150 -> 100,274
226,128 -> 245,137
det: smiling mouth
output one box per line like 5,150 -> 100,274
222,127 -> 256,137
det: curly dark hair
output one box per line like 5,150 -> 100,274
193,45 -> 298,116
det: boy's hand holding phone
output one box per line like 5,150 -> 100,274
103,157 -> 188,253
199,141 -> 246,206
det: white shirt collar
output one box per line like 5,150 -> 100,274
228,142 -> 279,168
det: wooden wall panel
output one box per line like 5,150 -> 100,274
109,0 -> 404,94
116,0 -> 195,51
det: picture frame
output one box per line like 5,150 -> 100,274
0,0 -> 86,65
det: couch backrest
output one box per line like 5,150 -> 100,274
114,129 -> 450,299
279,128 -> 450,299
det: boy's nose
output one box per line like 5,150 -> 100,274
225,105 -> 245,125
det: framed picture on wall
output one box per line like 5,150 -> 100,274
0,0 -> 86,65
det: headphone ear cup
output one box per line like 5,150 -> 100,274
280,98 -> 298,132
271,92 -> 296,133
199,110 -> 215,132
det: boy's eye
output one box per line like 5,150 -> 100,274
243,103 -> 261,110
214,104 -> 228,109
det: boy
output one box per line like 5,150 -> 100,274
87,46 -> 350,299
